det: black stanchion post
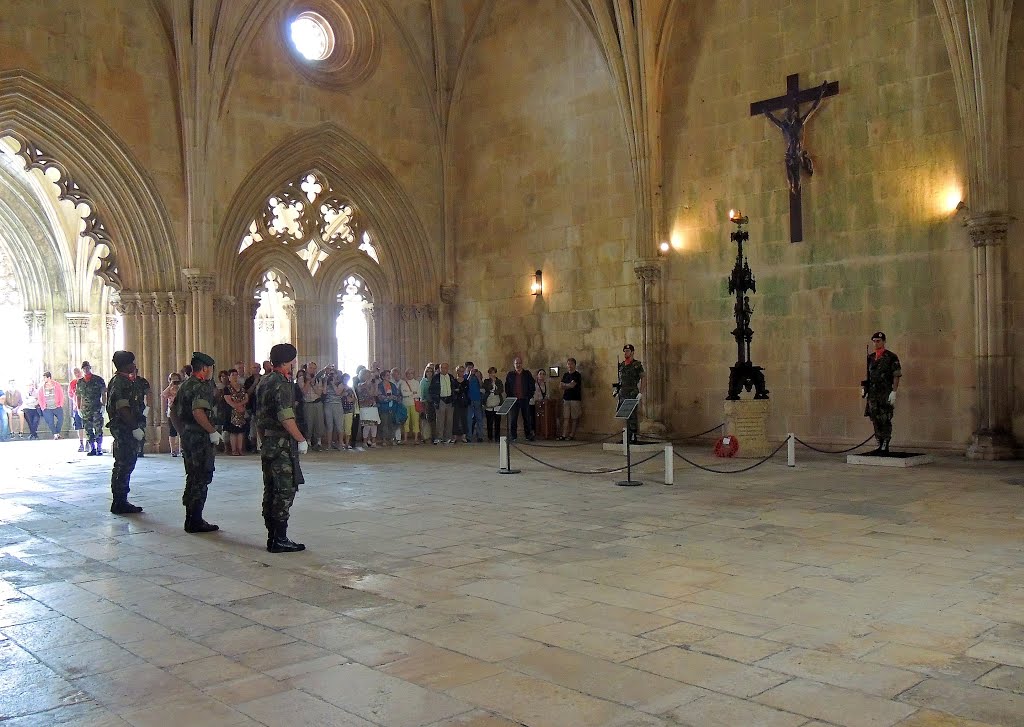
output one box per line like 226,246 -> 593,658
496,397 -> 520,475
614,401 -> 642,487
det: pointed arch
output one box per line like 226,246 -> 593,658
316,248 -> 391,303
217,123 -> 438,303
235,245 -> 317,305
0,70 -> 179,291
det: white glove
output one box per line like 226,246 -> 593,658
888,391 -> 896,406
636,393 -> 643,401
209,431 -> 223,445
297,440 -> 309,455
142,407 -> 150,418
132,428 -> 145,441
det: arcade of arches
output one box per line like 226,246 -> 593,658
1,0 -> 1023,459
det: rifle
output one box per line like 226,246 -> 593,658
611,356 -> 622,398
860,344 -> 869,398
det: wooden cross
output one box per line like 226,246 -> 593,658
750,73 -> 839,243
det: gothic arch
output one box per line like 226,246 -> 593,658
216,123 -> 438,303
316,249 -> 391,303
235,246 -> 317,305
0,70 -> 180,291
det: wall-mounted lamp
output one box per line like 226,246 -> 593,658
658,241 -> 671,256
530,269 -> 543,296
728,209 -> 748,225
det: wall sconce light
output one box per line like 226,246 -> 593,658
658,241 -> 670,256
530,269 -> 543,296
728,209 -> 748,225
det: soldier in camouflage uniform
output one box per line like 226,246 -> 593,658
106,351 -> 146,514
863,331 -> 901,454
170,352 -> 221,534
255,343 -> 308,553
76,361 -> 107,456
135,374 -> 151,457
615,344 -> 645,444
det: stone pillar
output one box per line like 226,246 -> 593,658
635,261 -> 667,438
212,294 -> 236,367
439,283 -> 457,363
967,214 -> 1018,459
167,292 -> 188,371
65,313 -> 91,373
183,269 -> 215,356
115,293 -> 145,381
365,303 -> 378,365
104,314 -> 118,374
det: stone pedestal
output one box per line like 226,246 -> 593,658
724,399 -> 770,458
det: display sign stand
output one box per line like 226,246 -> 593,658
495,397 -> 520,474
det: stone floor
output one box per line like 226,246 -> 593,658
0,437 -> 1023,726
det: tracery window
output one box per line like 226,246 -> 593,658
238,171 -> 379,276
335,274 -> 371,375
253,270 -> 295,362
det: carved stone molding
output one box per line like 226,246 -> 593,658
440,283 -> 457,305
213,295 -> 237,315
183,269 -> 216,294
105,315 -> 118,331
115,292 -> 145,316
966,213 -> 1011,247
33,312 -> 45,328
634,261 -> 663,284
166,292 -> 188,315
4,131 -> 122,289
65,312 -> 91,329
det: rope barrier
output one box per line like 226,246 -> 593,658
793,434 -> 874,454
510,443 -> 664,475
514,431 -> 623,449
672,437 -> 789,474
668,423 -> 725,445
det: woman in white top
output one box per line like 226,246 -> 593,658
399,368 -> 421,445
530,368 -> 548,440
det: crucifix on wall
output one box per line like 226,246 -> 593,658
750,73 -> 839,243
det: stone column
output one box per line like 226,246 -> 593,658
115,293 -> 144,381
634,260 -> 667,438
212,294 -> 236,367
65,313 -> 91,373
105,314 -> 118,372
967,214 -> 1017,459
182,269 -> 215,356
365,304 -> 378,365
166,292 -> 188,371
439,283 -> 457,363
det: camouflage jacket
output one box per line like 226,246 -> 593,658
865,349 -> 901,397
77,375 -> 106,413
255,371 -> 297,438
173,376 -> 215,434
617,359 -> 645,396
106,373 -> 143,434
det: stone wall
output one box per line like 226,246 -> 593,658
661,0 -> 972,450
1006,5 -> 1024,439
450,0 -> 637,434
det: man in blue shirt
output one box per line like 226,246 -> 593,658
464,361 -> 484,443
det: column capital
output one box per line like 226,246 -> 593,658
114,291 -> 145,316
182,268 -> 216,293
634,260 -> 664,284
65,312 -> 91,329
105,314 -> 119,330
440,283 -> 458,304
966,213 -> 1011,247
166,291 -> 188,315
212,294 -> 236,314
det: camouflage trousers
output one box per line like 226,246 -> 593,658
261,435 -> 304,523
110,431 -> 139,501
181,429 -> 215,508
865,395 -> 894,443
82,409 -> 104,443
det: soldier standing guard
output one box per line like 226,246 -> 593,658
106,351 -> 146,514
77,361 -> 107,456
616,344 -> 645,444
255,343 -> 308,553
863,331 -> 901,454
135,373 -> 151,457
170,352 -> 222,533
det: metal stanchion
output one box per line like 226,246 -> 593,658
664,444 -> 674,485
615,427 -> 642,487
787,433 -> 795,467
498,435 -> 520,475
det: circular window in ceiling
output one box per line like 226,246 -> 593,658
290,11 -> 335,61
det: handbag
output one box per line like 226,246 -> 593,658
485,392 -> 501,409
414,399 -> 425,414
360,406 -> 380,423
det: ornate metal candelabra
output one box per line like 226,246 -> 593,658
726,212 -> 769,400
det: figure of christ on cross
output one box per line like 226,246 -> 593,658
750,73 -> 839,242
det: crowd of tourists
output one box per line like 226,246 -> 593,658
186,355 -> 585,455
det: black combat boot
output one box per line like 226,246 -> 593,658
265,516 -> 273,551
184,505 -> 219,533
267,520 -> 305,553
95,435 -> 104,455
881,438 -> 891,455
111,499 -> 143,514
86,438 -> 97,456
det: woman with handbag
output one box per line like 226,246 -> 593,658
482,367 -> 504,442
356,369 -> 380,447
223,369 -> 250,456
399,368 -> 421,445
